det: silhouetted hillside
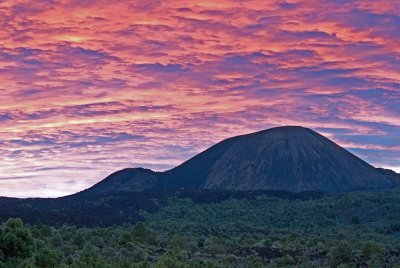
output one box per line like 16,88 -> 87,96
82,126 -> 394,195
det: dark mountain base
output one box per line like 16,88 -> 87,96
0,190 -> 324,227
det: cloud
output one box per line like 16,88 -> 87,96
0,0 -> 398,197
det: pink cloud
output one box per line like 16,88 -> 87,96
0,0 -> 398,197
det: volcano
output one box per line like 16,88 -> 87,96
82,126 -> 394,195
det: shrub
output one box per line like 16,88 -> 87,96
34,248 -> 63,268
362,241 -> 387,260
0,218 -> 35,261
330,241 -> 353,266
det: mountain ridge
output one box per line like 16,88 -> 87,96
81,126 -> 396,195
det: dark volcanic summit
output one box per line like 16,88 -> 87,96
82,168 -> 159,195
82,126 -> 394,195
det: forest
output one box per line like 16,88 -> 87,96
1,189 -> 400,267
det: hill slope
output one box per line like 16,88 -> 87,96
80,168 -> 158,195
83,126 -> 394,194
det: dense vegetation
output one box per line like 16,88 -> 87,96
1,189 -> 400,267
0,190 -> 323,227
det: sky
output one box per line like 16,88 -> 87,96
0,0 -> 399,197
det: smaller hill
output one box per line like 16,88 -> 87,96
80,168 -> 158,195
377,168 -> 400,186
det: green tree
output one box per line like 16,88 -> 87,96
132,222 -> 153,244
35,248 -> 63,268
245,254 -> 263,268
155,253 -> 188,268
168,234 -> 187,253
0,218 -> 35,261
118,232 -> 133,246
276,254 -> 296,266
362,241 -> 387,260
330,241 -> 353,267
204,237 -> 226,256
79,244 -> 100,267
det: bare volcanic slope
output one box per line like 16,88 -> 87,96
80,168 -> 159,195
82,126 -> 394,195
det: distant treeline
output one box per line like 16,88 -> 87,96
1,189 -> 400,267
0,190 -> 324,227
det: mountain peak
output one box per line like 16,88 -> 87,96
82,126 -> 394,195
239,126 -> 321,142
245,126 -> 311,135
